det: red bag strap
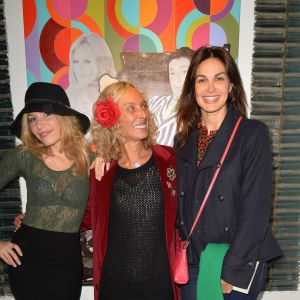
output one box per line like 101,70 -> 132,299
187,116 -> 243,241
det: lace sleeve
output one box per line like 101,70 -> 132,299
0,147 -> 26,191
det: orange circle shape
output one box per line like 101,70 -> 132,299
54,28 -> 83,65
211,0 -> 228,15
140,0 -> 158,27
52,65 -> 70,88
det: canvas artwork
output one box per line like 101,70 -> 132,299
21,0 -> 241,284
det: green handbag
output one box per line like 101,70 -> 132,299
197,243 -> 230,300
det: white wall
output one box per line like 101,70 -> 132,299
3,0 -> 299,299
238,0 -> 255,105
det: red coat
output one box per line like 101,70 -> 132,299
81,145 -> 179,300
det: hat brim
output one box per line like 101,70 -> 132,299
10,100 -> 90,138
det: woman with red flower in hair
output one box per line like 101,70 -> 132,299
81,81 -> 180,300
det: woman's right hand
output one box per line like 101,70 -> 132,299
14,213 -> 25,231
0,241 -> 23,267
90,156 -> 110,181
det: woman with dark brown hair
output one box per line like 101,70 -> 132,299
175,46 -> 282,300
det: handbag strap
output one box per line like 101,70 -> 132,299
187,116 -> 243,241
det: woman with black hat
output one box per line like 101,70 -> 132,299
0,82 -> 91,299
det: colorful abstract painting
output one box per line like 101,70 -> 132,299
23,0 -> 241,88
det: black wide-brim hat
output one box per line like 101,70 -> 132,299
10,82 -> 90,138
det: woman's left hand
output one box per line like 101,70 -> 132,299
221,279 -> 233,294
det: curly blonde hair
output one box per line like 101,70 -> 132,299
91,81 -> 157,162
21,114 -> 90,175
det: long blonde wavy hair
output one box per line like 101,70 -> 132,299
21,114 -> 89,175
91,81 -> 157,162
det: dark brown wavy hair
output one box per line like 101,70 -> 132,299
175,46 -> 248,149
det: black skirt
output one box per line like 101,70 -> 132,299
8,224 -> 83,300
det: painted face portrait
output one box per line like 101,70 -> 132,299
72,43 -> 98,85
147,47 -> 194,146
68,33 -> 116,87
169,57 -> 190,99
66,33 -> 117,123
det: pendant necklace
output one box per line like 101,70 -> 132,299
134,162 -> 141,168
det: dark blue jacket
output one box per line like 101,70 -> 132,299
175,104 -> 282,289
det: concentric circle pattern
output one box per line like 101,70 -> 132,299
23,0 -> 240,84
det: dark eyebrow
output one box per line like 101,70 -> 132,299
196,72 -> 227,78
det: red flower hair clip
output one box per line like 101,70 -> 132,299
94,97 -> 121,128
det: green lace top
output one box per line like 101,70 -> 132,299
0,147 -> 91,233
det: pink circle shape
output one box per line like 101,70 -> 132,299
52,0 -> 88,20
191,23 -> 226,49
191,23 -> 210,49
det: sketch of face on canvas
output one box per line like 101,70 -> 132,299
148,47 -> 194,146
72,43 -> 98,85
66,33 -> 116,122
168,56 -> 190,101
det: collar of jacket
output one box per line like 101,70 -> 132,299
176,103 -> 241,171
